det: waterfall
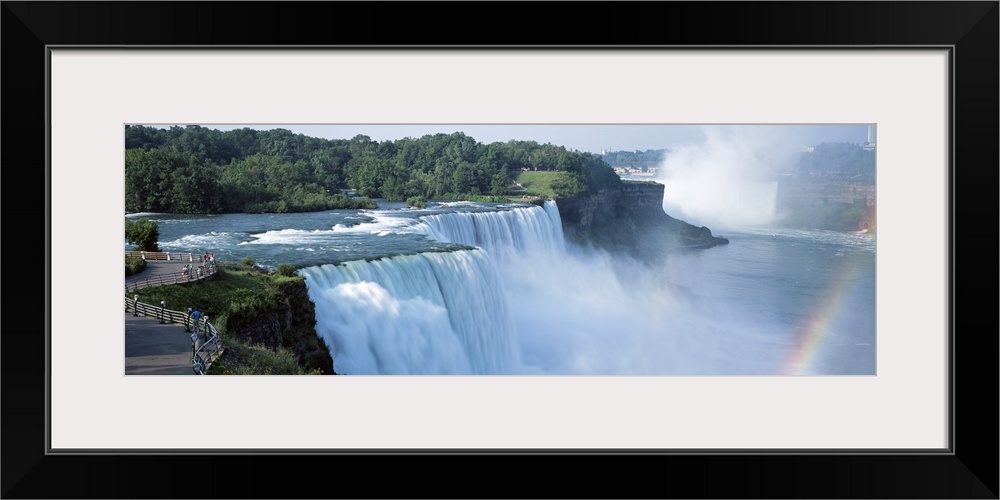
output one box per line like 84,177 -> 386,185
661,179 -> 778,228
417,200 -> 566,261
300,201 -> 570,375
299,249 -> 517,375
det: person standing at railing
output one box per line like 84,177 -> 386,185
191,308 -> 202,333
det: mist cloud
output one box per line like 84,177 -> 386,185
655,126 -> 800,229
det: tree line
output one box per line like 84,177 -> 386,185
125,125 -> 621,214
795,142 -> 875,181
600,149 -> 668,165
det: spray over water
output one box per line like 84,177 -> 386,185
655,126 -> 796,229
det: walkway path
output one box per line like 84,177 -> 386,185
125,312 -> 195,375
126,259 -> 205,287
125,259 -> 201,375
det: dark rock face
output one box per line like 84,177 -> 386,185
775,178 -> 876,231
231,279 -> 336,375
558,182 -> 728,260
777,178 -> 875,208
236,313 -> 285,349
277,279 -> 335,375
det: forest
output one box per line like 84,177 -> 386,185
601,143 -> 874,180
794,142 -> 876,181
600,148 -> 667,166
124,125 -> 621,214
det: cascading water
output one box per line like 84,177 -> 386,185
300,250 -> 517,374
148,193 -> 874,375
417,201 -> 565,261
298,201 -> 568,375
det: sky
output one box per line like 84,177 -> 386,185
191,124 -> 872,154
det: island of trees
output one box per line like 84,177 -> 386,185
600,148 -> 668,170
125,125 -> 621,214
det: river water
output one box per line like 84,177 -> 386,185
126,197 -> 875,376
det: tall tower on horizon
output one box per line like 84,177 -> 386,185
863,124 -> 876,151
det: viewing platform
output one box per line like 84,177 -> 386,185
124,256 -> 223,375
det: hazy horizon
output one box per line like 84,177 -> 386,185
140,124 -> 872,155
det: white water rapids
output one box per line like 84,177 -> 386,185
298,199 -> 875,375
299,201 -> 564,374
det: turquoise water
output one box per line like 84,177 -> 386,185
127,200 -> 875,375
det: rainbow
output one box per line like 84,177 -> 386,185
783,257 -> 872,375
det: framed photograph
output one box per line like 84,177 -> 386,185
6,2 -> 996,498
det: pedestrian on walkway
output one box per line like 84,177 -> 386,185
191,308 -> 202,333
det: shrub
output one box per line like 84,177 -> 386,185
125,217 -> 161,252
225,288 -> 283,332
242,256 -> 255,267
125,255 -> 147,276
208,338 -> 318,375
456,194 -> 510,203
406,195 -> 428,208
277,263 -> 296,277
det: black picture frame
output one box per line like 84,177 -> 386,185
4,2 -> 996,498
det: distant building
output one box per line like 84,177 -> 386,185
614,166 -> 656,177
862,124 -> 876,151
800,145 -> 815,153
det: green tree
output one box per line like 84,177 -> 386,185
125,147 -> 221,213
124,125 -> 625,211
125,218 -> 161,252
406,195 -> 428,208
551,174 -> 587,199
490,168 -> 511,196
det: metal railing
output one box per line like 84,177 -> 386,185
125,262 -> 223,374
125,261 -> 217,294
126,251 -> 204,262
191,319 -> 223,375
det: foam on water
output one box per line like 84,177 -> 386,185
300,249 -> 516,374
159,231 -> 250,249
415,201 -> 565,261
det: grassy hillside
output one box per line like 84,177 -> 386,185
130,261 -> 332,374
516,171 -> 574,200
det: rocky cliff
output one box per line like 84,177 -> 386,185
775,178 -> 876,231
558,181 -> 728,260
225,277 -> 336,374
